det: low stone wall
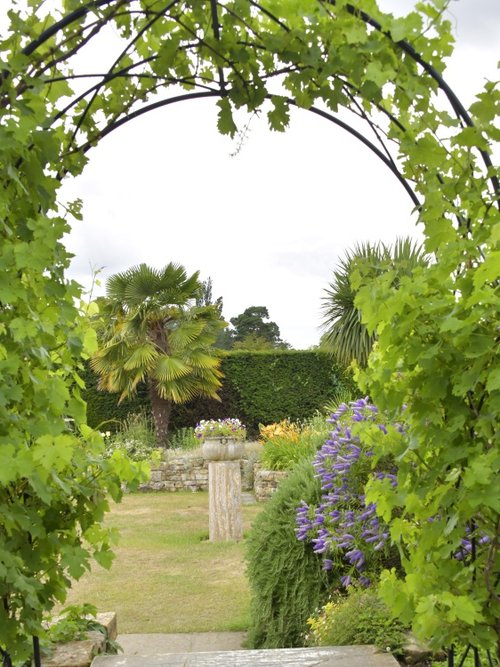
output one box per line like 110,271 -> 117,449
253,468 -> 289,502
140,456 -> 209,492
140,456 -> 289,500
140,457 -> 254,493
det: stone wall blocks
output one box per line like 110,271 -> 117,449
142,455 -> 288,498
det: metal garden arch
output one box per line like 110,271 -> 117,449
1,1 -> 498,665
16,0 -> 500,205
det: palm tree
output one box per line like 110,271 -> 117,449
91,263 -> 226,446
321,238 -> 427,368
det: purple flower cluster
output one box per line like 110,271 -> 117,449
455,525 -> 490,561
296,397 -> 396,587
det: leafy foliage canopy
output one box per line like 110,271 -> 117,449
0,0 -> 498,658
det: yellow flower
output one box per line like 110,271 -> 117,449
258,419 -> 300,443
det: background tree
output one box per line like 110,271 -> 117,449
196,277 -> 224,315
224,306 -> 290,350
196,277 -> 229,349
91,263 -> 226,446
232,334 -> 281,351
321,238 -> 427,367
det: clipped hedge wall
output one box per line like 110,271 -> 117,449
82,350 -> 355,437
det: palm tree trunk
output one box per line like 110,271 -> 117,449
149,383 -> 172,447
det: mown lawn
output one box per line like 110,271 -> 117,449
60,492 -> 263,633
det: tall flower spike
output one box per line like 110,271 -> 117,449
295,399 -> 395,587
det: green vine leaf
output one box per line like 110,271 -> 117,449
216,98 -> 238,137
268,96 -> 290,132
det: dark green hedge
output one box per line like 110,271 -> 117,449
82,350 -> 355,437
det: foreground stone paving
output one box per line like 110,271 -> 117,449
117,633 -> 246,655
92,645 -> 399,666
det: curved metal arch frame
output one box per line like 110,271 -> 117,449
73,88 -> 421,209
21,0 -> 499,205
25,0 -> 421,208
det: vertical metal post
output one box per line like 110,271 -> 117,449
447,644 -> 494,667
33,636 -> 42,667
1,649 -> 13,667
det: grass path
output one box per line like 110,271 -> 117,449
61,492 -> 263,633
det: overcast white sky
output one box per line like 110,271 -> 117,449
28,1 -> 500,348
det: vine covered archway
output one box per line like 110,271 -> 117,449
0,1 -> 498,663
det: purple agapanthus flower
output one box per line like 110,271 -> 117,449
295,397 -> 398,588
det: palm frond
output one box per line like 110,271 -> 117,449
321,237 -> 426,367
181,351 -> 220,369
106,263 -> 201,311
118,369 -> 146,403
155,376 -> 199,403
169,319 -> 207,349
122,343 -> 158,371
153,355 -> 191,382
156,263 -> 200,306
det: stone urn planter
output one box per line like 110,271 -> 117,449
202,437 -> 245,542
202,437 -> 245,461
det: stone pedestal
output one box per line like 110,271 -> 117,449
203,438 -> 244,541
208,461 -> 243,541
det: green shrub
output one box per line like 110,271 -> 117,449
300,411 -> 332,435
260,433 -> 319,471
260,413 -> 331,471
245,461 -> 334,649
322,386 -> 353,416
46,604 -> 101,645
306,587 -> 408,656
105,412 -> 161,463
167,427 -> 198,451
431,648 -> 498,667
43,604 -> 120,655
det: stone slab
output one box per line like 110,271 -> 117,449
42,631 -> 105,667
92,645 -> 399,667
98,612 -> 118,641
117,633 -> 246,655
38,612 -> 117,667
